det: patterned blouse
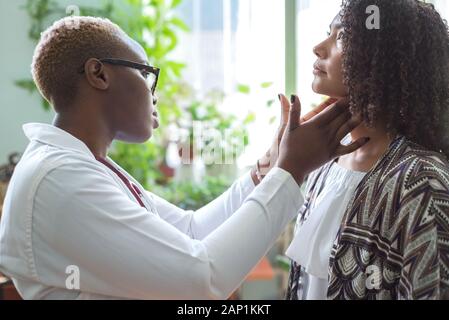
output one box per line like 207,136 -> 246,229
287,136 -> 449,299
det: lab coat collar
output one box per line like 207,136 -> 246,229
23,123 -> 95,159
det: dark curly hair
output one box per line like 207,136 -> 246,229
339,0 -> 449,158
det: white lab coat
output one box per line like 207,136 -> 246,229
0,123 -> 303,299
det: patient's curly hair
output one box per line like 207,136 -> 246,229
339,0 -> 449,158
32,16 -> 129,109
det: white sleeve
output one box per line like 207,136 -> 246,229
150,171 -> 256,240
33,162 -> 303,299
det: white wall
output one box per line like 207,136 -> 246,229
0,0 -> 54,163
0,0 -> 109,164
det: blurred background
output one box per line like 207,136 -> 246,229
1,0 -> 448,300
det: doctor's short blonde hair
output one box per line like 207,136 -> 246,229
31,16 -> 129,109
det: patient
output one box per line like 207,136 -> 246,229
285,0 -> 449,300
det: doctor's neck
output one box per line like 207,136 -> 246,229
53,106 -> 114,159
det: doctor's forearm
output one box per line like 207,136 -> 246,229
189,171 -> 256,240
199,168 -> 303,299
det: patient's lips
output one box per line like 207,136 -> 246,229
313,62 -> 327,76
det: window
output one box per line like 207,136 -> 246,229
430,0 -> 449,20
171,0 -> 449,170
295,0 -> 343,114
172,0 -> 285,168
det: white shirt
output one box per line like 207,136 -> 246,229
285,160 -> 366,300
0,123 -> 304,300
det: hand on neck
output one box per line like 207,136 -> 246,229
335,122 -> 393,172
330,98 -> 394,172
350,122 -> 393,158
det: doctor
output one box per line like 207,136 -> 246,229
0,16 -> 367,299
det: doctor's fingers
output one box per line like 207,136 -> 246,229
300,97 -> 338,123
328,110 -> 352,137
334,136 -> 370,158
334,114 -> 363,143
308,97 -> 349,127
278,94 -> 291,126
331,117 -> 366,158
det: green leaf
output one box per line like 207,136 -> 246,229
41,98 -> 51,111
260,82 -> 273,88
237,84 -> 250,94
15,79 -> 37,94
169,17 -> 189,32
243,112 -> 256,125
275,255 -> 291,272
170,0 -> 183,9
266,99 -> 275,108
166,61 -> 186,77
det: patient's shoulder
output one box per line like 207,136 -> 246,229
397,139 -> 449,178
375,138 -> 449,195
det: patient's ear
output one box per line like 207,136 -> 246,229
83,58 -> 109,91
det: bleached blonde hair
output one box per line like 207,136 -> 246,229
31,16 -> 129,108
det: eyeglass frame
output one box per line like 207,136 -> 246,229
78,58 -> 160,95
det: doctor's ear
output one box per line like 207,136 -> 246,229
83,58 -> 109,90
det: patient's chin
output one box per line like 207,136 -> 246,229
312,81 -> 347,98
312,82 -> 331,96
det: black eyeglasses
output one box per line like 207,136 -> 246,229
79,58 -> 160,95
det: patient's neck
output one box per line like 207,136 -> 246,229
337,122 -> 394,173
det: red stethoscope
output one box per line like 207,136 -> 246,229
96,157 -> 147,209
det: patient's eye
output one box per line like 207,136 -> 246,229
336,31 -> 345,49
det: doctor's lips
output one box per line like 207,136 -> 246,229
313,62 -> 327,76
152,111 -> 160,129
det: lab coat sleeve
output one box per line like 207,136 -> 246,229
149,171 -> 256,240
32,162 -> 303,299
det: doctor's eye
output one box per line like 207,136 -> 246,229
141,70 -> 150,79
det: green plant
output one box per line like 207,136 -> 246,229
176,88 -> 255,165
152,175 -> 233,210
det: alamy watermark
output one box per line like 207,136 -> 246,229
366,5 -> 380,30
64,5 -> 81,30
365,265 -> 381,290
65,265 -> 80,290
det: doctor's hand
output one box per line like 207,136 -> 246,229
251,95 -> 338,185
277,95 -> 369,186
